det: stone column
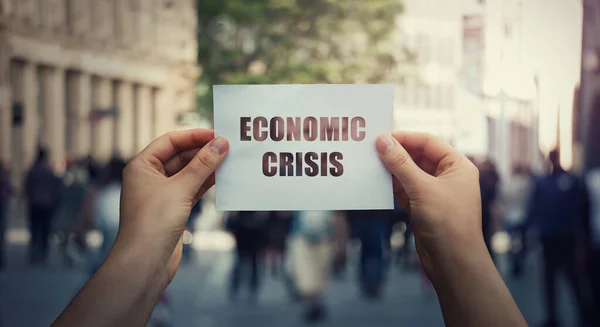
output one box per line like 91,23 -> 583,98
39,66 -> 66,170
134,84 -> 152,152
66,71 -> 91,159
154,87 -> 177,135
91,76 -> 114,162
115,81 -> 135,158
0,85 -> 10,165
0,33 -> 11,165
9,61 -> 39,178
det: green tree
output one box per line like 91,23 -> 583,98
197,0 -> 407,121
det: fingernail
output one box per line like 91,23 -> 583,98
209,137 -> 228,155
377,134 -> 396,154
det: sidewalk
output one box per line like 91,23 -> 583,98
0,230 -> 578,327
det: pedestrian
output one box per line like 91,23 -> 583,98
392,203 -> 413,268
346,210 -> 390,299
500,164 -> 533,277
287,210 -> 337,323
87,157 -> 127,274
84,155 -> 101,185
0,161 -> 15,269
331,211 -> 349,279
25,148 -> 62,265
584,166 -> 600,325
51,130 -> 527,327
479,158 -> 500,261
264,211 -> 292,277
225,211 -> 268,301
52,159 -> 91,266
182,198 -> 202,263
525,149 -> 591,327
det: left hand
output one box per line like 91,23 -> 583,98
114,129 -> 229,283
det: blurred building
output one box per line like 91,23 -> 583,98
395,0 -> 583,180
0,0 -> 199,183
394,0 -> 462,143
394,0 -> 495,158
483,0 -> 581,175
479,0 -> 539,179
578,0 -> 600,172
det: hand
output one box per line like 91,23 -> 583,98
376,132 -> 482,277
115,129 -> 229,283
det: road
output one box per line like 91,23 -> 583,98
0,236 -> 578,327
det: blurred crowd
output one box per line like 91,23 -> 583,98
0,150 -> 128,270
1,147 -> 600,327
476,150 -> 600,327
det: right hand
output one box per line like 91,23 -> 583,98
376,132 -> 483,276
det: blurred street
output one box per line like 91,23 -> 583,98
1,1 -> 599,326
1,228 -> 577,327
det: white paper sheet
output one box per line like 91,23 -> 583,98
214,84 -> 394,211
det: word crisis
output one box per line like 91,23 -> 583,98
239,116 -> 367,178
262,152 -> 343,177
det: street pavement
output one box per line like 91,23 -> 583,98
0,236 -> 579,327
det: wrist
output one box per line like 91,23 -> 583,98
417,233 -> 493,286
105,238 -> 171,298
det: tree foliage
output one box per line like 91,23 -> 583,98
197,0 -> 406,121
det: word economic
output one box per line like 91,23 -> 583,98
240,116 -> 366,177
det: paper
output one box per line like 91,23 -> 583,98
213,84 -> 394,211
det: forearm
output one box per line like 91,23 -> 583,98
426,239 -> 527,327
52,242 -> 168,327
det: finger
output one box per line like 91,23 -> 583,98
376,134 -> 427,192
137,129 -> 215,172
193,173 -> 216,203
173,137 -> 229,193
163,148 -> 202,177
392,131 -> 463,177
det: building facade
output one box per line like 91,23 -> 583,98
395,0 -> 543,180
394,0 -> 462,143
578,0 -> 600,172
0,0 -> 199,184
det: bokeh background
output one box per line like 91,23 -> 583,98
1,0 -> 600,326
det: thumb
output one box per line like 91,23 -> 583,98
173,136 -> 229,192
376,134 -> 426,193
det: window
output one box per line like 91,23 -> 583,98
439,38 -> 454,67
415,34 -> 431,64
417,84 -> 427,109
396,85 -> 405,106
164,0 -> 176,9
65,0 -> 74,35
36,0 -> 43,27
444,86 -> 455,110
405,83 -> 414,107
434,85 -> 443,109
424,85 -> 433,108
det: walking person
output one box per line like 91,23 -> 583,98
182,198 -> 202,263
500,164 -> 533,277
287,210 -> 337,323
53,159 -> 91,266
265,211 -> 292,277
393,204 -> 413,268
347,210 -> 391,299
0,161 -> 15,269
226,211 -> 268,301
479,158 -> 500,261
526,150 -> 591,327
84,157 -> 127,274
25,149 -> 62,265
584,166 -> 600,325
